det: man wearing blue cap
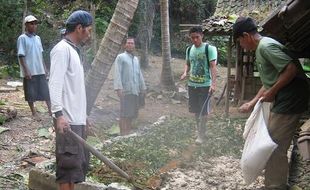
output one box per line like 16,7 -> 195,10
49,10 -> 92,190
233,17 -> 309,190
17,15 -> 52,119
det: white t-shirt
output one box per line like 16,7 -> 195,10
17,33 -> 45,77
49,39 -> 87,125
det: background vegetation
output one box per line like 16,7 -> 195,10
0,0 -> 220,78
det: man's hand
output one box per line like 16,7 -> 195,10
239,102 -> 254,113
180,72 -> 187,80
209,83 -> 216,93
56,116 -> 69,134
24,69 -> 32,80
86,117 -> 94,136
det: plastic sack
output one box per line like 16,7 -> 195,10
241,100 -> 278,185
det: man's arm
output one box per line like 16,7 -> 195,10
113,56 -> 123,98
180,64 -> 189,80
209,60 -> 217,93
18,56 -> 31,79
49,48 -> 69,133
261,63 -> 297,102
17,36 -> 31,79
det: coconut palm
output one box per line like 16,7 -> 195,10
160,0 -> 175,90
85,0 -> 139,114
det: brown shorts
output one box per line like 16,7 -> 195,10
55,125 -> 89,184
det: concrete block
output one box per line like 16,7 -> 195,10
28,169 -> 107,190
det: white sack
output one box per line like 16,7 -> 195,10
241,100 -> 277,185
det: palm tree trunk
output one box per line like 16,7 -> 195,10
85,0 -> 139,114
160,0 -> 175,90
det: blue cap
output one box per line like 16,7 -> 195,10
66,10 -> 93,28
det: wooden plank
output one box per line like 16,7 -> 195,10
180,29 -> 190,33
179,24 -> 201,27
0,86 -> 17,92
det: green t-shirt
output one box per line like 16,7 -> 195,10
256,37 -> 309,114
186,43 -> 217,87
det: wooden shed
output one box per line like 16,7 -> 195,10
261,0 -> 310,58
201,0 -> 287,116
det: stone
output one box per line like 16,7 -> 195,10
28,169 -> 107,190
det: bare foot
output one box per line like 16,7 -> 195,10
32,113 -> 41,121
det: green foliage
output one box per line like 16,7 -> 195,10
89,116 -> 246,187
95,18 -> 109,38
0,64 -> 20,79
0,115 -> 6,125
129,0 -> 218,56
208,36 -> 230,66
0,0 -> 24,66
95,0 -> 117,38
171,0 -> 217,23
0,0 -> 220,76
90,117 -> 195,186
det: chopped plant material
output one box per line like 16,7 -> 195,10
88,116 -> 246,189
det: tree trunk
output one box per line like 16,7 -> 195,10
85,0 -> 139,114
22,0 -> 28,33
137,0 -> 155,69
160,0 -> 175,90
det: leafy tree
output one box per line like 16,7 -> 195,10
0,0 -> 24,66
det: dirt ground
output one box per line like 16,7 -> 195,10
0,55 -> 308,190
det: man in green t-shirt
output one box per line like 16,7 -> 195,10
181,26 -> 217,144
233,17 -> 309,190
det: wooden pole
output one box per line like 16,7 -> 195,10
91,3 -> 97,53
225,35 -> 232,117
67,129 -> 130,180
22,0 -> 27,33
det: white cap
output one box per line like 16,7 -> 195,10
24,15 -> 38,24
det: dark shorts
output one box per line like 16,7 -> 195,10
188,86 -> 211,115
55,125 -> 89,184
23,74 -> 50,102
120,94 -> 139,118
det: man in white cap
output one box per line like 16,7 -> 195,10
17,15 -> 51,119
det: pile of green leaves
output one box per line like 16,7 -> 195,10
194,116 -> 246,158
88,116 -> 246,188
89,117 -> 195,186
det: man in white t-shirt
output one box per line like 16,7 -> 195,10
49,10 -> 92,190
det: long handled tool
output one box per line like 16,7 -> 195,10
197,91 -> 213,138
67,129 -> 144,189
198,91 -> 213,120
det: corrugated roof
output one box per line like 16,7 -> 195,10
202,0 -> 286,36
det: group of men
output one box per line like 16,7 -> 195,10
17,10 -> 146,190
17,8 -> 308,190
